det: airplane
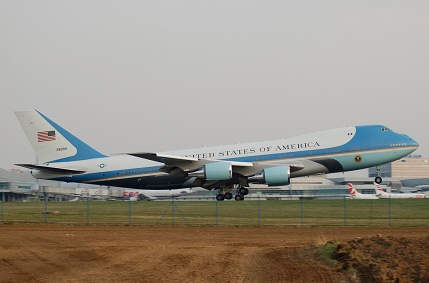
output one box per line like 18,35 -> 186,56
348,183 -> 379,199
374,183 -> 426,199
14,110 -> 419,201
122,188 -> 204,201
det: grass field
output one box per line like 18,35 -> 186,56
1,198 -> 429,226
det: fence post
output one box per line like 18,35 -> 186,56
343,196 -> 347,226
1,191 -> 4,222
215,199 -> 219,225
44,189 -> 48,223
388,195 -> 391,226
257,195 -> 261,226
171,196 -> 175,226
128,198 -> 132,225
86,193 -> 90,225
300,197 -> 304,226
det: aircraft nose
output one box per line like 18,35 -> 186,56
406,135 -> 419,148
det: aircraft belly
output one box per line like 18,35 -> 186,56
310,158 -> 344,173
93,175 -> 188,190
290,159 -> 330,177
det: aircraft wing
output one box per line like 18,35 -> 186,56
128,152 -> 304,176
15,163 -> 87,175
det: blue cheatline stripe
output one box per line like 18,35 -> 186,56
36,110 -> 107,162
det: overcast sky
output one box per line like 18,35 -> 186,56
1,1 -> 428,177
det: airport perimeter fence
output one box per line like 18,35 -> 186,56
1,195 -> 429,227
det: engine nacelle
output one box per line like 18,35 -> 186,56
204,162 -> 232,180
264,166 -> 290,186
249,166 -> 290,186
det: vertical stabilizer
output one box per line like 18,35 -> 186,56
374,182 -> 385,196
15,110 -> 106,164
348,183 -> 357,196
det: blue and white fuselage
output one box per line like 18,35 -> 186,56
15,110 -> 418,201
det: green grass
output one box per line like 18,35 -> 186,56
316,241 -> 339,267
1,199 -> 429,226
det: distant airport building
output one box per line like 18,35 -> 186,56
0,168 -> 37,201
369,156 -> 429,179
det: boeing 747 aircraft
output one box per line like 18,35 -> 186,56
14,110 -> 419,201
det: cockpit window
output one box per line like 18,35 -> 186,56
381,127 -> 390,132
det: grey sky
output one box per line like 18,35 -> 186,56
1,1 -> 428,176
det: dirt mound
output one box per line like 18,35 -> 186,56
334,235 -> 429,283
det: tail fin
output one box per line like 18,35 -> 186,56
374,182 -> 385,195
348,183 -> 356,195
15,110 -> 106,164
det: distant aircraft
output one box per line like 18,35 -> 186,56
14,110 -> 418,201
374,183 -> 426,199
123,188 -> 203,201
348,183 -> 379,199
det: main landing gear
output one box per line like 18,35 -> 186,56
215,186 -> 249,201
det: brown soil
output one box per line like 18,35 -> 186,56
0,225 -> 428,283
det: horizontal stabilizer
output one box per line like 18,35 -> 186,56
15,164 -> 87,175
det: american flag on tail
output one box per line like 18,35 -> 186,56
37,131 -> 56,142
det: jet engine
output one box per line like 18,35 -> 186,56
204,162 -> 232,180
248,166 -> 290,186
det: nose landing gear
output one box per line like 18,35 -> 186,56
374,166 -> 383,184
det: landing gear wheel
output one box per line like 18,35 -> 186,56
375,176 -> 382,184
225,192 -> 233,200
216,194 -> 225,201
239,187 -> 249,195
235,194 -> 244,201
